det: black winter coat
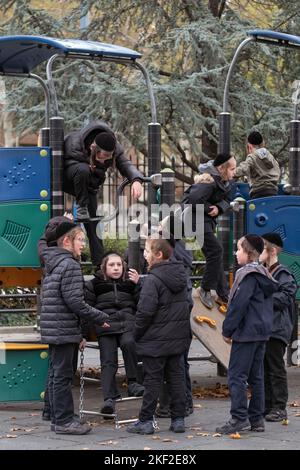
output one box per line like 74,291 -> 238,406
40,247 -> 108,345
270,265 -> 297,345
134,260 -> 191,357
182,164 -> 232,232
223,271 -> 278,342
85,272 -> 139,336
64,120 -> 143,186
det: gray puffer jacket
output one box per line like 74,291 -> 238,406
40,247 -> 109,345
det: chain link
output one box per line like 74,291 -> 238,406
79,349 -> 85,419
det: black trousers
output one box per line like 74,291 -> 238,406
264,338 -> 288,411
98,332 -> 139,401
201,230 -> 229,299
48,343 -> 77,426
228,341 -> 266,423
139,354 -> 186,422
64,162 -> 104,265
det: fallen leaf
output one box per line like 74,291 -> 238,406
99,440 -> 118,445
162,438 -> 174,442
10,427 -> 23,432
144,447 -> 152,450
289,401 -> 300,408
294,413 -> 300,417
151,436 -> 161,440
81,448 -> 90,450
9,417 -> 16,420
229,432 -> 241,439
193,404 -> 202,409
282,419 -> 289,426
190,427 -> 203,431
196,432 -> 210,437
212,433 -> 222,437
186,435 -> 194,439
6,435 -> 18,438
28,413 -> 39,417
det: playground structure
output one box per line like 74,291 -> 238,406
0,30 -> 300,404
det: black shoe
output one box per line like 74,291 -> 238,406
128,382 -> 145,397
42,411 -> 51,421
55,420 -> 91,435
265,409 -> 287,422
170,417 -> 185,433
198,287 -> 213,309
50,414 -> 83,431
250,418 -> 265,432
216,418 -> 251,434
76,206 -> 90,221
127,420 -> 154,435
101,399 -> 115,416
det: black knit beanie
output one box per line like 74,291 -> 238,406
262,232 -> 283,248
244,234 -> 264,254
248,131 -> 263,146
94,132 -> 116,152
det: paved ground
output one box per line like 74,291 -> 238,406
0,338 -> 299,451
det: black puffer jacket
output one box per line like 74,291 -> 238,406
270,265 -> 297,345
85,272 -> 139,336
182,161 -> 233,232
134,260 -> 191,357
64,120 -> 143,185
40,247 -> 108,345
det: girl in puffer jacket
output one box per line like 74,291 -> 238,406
85,252 -> 144,416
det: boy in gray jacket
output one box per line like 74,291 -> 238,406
236,131 -> 280,199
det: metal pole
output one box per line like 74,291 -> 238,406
160,168 -> 175,206
232,198 -> 246,275
50,117 -> 64,216
127,220 -> 141,272
289,120 -> 300,195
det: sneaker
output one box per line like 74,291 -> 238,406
128,382 -> 145,397
55,420 -> 91,435
155,407 -> 171,418
250,418 -> 265,432
198,287 -> 213,309
101,399 -> 115,416
51,414 -> 83,431
169,417 -> 185,433
215,418 -> 251,434
76,206 -> 90,221
265,409 -> 287,422
127,420 -> 154,435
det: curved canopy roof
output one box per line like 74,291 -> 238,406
0,35 -> 142,74
248,30 -> 300,48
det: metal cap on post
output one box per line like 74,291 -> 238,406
39,127 -> 50,147
128,219 -> 141,272
289,120 -> 300,195
50,116 -> 64,217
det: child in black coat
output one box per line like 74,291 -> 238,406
260,233 -> 297,422
216,234 -> 278,434
127,238 -> 191,435
182,153 -> 236,309
85,252 -> 144,415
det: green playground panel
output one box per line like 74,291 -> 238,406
0,201 -> 50,267
279,252 -> 300,301
0,344 -> 49,402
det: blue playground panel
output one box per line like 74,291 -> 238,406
231,182 -> 286,201
0,147 -> 51,202
246,196 -> 300,255
0,200 -> 51,267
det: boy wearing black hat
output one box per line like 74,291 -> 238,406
216,234 -> 278,434
63,120 -> 144,265
236,130 -> 280,199
260,233 -> 297,422
182,153 -> 236,309
40,220 -> 110,435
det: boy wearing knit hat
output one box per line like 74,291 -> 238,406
235,130 -> 280,199
183,154 -> 236,309
63,120 -> 143,266
39,220 -> 110,435
260,233 -> 297,422
216,234 -> 278,434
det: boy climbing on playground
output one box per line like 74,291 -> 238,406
216,234 -> 278,434
127,238 -> 191,435
236,130 -> 280,199
260,233 -> 297,422
40,220 -> 110,435
84,252 -> 144,416
182,152 -> 236,309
